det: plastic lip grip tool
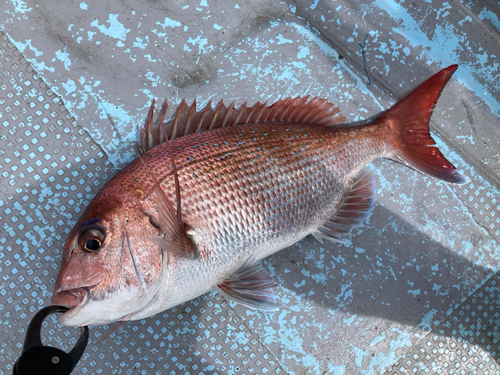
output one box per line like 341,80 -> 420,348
13,305 -> 89,375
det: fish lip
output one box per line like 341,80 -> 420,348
51,287 -> 90,325
51,287 -> 89,306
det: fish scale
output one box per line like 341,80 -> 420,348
156,125 -> 370,229
51,66 -> 467,326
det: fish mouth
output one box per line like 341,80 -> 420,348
51,287 -> 90,324
51,287 -> 88,306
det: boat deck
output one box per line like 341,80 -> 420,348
0,0 -> 499,373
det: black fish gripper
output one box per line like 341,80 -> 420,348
13,305 -> 89,375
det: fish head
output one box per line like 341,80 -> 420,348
51,191 -> 164,326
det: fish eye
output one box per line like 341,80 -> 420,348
78,225 -> 106,252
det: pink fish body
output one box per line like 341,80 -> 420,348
52,65 -> 466,326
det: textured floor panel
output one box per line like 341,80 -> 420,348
0,31 -> 283,375
82,292 -> 284,375
385,273 -> 500,375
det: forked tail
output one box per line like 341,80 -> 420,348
377,64 -> 467,184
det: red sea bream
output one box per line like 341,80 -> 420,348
51,65 -> 467,326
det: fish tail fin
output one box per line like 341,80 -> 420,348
379,64 -> 467,184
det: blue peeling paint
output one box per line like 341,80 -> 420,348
10,0 -> 32,14
276,34 -> 293,45
374,0 -> 500,116
54,47 -> 71,70
290,22 -> 384,110
310,0 -> 320,10
185,35 -> 212,54
61,78 -> 76,94
297,46 -> 309,59
10,37 -> 55,72
328,364 -> 347,374
12,38 -> 42,56
90,14 -> 130,42
478,7 -> 500,33
157,16 -> 181,29
458,15 -> 472,26
352,345 -> 370,367
132,36 -> 148,49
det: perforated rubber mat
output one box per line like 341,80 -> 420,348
386,274 -> 500,374
1,0 -> 500,374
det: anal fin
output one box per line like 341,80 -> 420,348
315,169 -> 376,242
217,260 -> 279,311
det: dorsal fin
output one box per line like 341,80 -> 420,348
313,169 -> 376,243
139,97 -> 346,152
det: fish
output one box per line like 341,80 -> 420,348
51,65 -> 467,327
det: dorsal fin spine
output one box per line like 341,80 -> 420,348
294,101 -> 310,123
270,99 -> 284,122
184,99 -> 197,136
309,102 -> 333,124
289,96 -> 310,122
322,107 -> 342,124
195,101 -> 212,132
301,98 -> 323,123
145,99 -> 156,152
208,101 -> 224,130
301,98 -> 321,123
264,101 -> 281,123
254,101 -> 268,123
306,102 -> 325,124
281,98 -> 297,121
158,100 -> 169,145
279,97 -> 296,122
221,101 -> 235,128
288,97 -> 307,121
231,101 -> 247,127
170,99 -> 186,139
244,102 -> 260,124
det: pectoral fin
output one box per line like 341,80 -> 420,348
149,184 -> 198,259
217,260 -> 279,311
